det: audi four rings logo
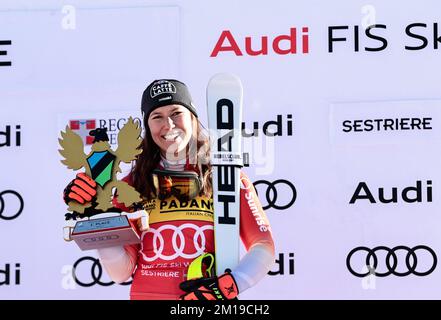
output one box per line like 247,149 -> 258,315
0,190 -> 24,220
253,179 -> 296,210
346,245 -> 437,277
140,223 -> 214,262
73,256 -> 132,287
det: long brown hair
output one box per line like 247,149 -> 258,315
130,113 -> 212,200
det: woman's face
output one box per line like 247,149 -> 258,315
147,104 -> 193,156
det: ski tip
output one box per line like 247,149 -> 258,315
207,73 -> 243,88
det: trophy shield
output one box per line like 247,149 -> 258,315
59,117 -> 152,251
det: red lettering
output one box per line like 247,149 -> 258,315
210,30 -> 243,57
302,27 -> 309,53
245,36 -> 268,56
211,27 -> 310,57
273,27 -> 297,54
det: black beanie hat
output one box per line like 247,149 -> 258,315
141,79 -> 198,119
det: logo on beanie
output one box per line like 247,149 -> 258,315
150,80 -> 177,98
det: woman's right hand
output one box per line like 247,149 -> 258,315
63,173 -> 97,205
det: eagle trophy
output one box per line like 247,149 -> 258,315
59,117 -> 143,219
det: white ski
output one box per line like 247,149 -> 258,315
206,73 -> 243,276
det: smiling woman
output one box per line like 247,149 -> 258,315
148,105 -> 194,157
63,79 -> 275,300
132,80 -> 212,202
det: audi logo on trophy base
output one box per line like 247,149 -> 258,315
73,256 -> 131,287
83,234 -> 119,243
253,179 -> 296,210
346,245 -> 437,277
0,190 -> 24,220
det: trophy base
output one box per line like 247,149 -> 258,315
69,213 -> 141,251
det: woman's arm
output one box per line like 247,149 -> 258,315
233,172 -> 275,293
96,244 -> 139,283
